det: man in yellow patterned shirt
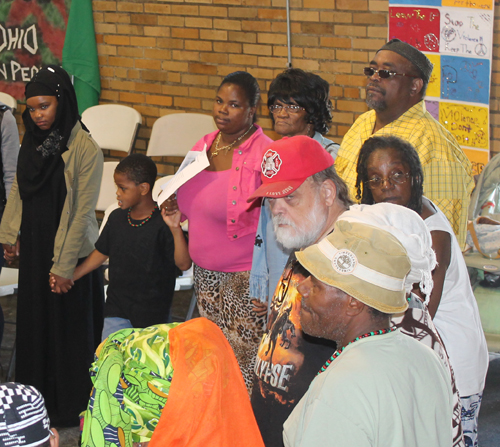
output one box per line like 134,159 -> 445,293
335,39 -> 474,248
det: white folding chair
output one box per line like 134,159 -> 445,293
82,105 -> 142,154
0,93 -> 17,112
96,161 -> 119,212
146,113 -> 216,158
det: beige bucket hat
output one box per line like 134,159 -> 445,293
295,220 -> 411,314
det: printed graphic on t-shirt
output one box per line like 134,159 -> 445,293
255,259 -> 304,395
254,257 -> 335,405
251,256 -> 336,447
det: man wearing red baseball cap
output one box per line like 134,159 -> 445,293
248,135 -> 352,447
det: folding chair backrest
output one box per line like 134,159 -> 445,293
82,104 -> 142,154
96,161 -> 119,212
147,113 -> 216,158
0,92 -> 17,112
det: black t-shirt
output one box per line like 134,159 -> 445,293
96,208 -> 177,328
251,254 -> 336,447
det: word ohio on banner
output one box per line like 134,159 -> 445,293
0,0 -> 69,100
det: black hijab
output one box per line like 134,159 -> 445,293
17,65 -> 87,200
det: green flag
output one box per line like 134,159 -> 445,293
62,0 -> 100,114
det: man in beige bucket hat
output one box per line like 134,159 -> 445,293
283,220 -> 453,447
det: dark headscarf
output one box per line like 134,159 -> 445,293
17,65 -> 86,200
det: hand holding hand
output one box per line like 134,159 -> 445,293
50,273 -> 74,294
3,240 -> 19,264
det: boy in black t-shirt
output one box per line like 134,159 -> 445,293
67,154 -> 191,340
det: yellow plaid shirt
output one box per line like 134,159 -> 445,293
335,101 -> 474,248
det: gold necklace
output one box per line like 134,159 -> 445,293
211,124 -> 254,159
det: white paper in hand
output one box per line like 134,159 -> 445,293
156,144 -> 210,206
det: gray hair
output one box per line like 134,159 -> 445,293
311,165 -> 353,210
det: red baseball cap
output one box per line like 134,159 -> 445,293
247,135 -> 334,202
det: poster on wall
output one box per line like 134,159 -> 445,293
388,0 -> 494,175
0,0 -> 70,100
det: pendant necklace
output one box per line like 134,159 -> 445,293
128,205 -> 158,228
210,124 -> 254,159
317,327 -> 395,375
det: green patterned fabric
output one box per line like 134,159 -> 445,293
81,324 -> 180,447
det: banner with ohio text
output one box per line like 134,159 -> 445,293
388,0 -> 494,175
0,0 -> 70,100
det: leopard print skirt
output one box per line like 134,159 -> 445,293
194,265 -> 265,393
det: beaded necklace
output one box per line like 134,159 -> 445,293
127,205 -> 158,228
318,327 -> 395,375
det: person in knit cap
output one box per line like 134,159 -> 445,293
283,220 -> 454,447
0,383 -> 59,447
335,38 -> 473,250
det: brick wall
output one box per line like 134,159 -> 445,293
91,0 -> 387,172
15,0 -> 500,172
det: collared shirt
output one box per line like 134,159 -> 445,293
335,101 -> 474,248
177,125 -> 272,271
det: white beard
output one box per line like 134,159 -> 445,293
272,198 -> 328,251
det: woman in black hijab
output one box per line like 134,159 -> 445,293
0,66 -> 104,426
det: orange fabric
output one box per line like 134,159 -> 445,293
149,318 -> 265,447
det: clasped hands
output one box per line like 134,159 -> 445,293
49,273 -> 74,294
3,241 -> 19,264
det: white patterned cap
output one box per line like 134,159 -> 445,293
0,383 -> 50,447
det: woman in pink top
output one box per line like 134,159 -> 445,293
176,72 -> 273,391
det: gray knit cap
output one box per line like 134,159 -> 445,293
377,39 -> 434,83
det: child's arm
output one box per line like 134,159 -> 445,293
49,248 -> 108,294
73,249 -> 109,281
161,208 -> 192,271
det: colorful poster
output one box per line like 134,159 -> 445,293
440,56 -> 489,104
442,0 -> 493,10
439,9 -> 493,58
0,0 -> 70,100
389,1 -> 494,174
389,7 -> 440,51
439,101 -> 489,148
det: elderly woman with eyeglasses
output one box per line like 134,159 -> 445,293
249,69 -> 340,317
267,68 -> 338,157
355,135 -> 488,446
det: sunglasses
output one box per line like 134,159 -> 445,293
363,67 -> 419,79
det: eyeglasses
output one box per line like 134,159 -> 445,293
365,172 -> 410,190
269,104 -> 306,114
363,67 -> 419,79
